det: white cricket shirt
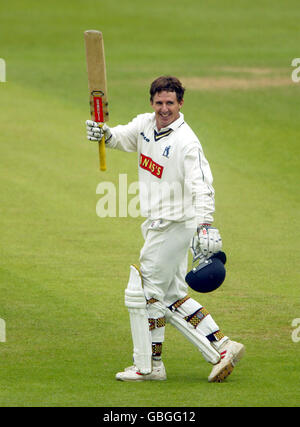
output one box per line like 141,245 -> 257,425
107,112 -> 215,224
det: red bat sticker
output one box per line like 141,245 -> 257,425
93,96 -> 104,122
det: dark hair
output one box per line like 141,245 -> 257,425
150,76 -> 185,103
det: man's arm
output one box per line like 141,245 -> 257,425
183,143 -> 215,225
184,143 -> 222,260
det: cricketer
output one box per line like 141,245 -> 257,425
86,76 -> 245,382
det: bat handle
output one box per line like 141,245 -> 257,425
98,132 -> 107,172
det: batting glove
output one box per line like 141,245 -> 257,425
191,225 -> 222,261
86,120 -> 112,143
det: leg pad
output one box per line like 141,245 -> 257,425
125,265 -> 152,374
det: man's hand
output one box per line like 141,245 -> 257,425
191,225 -> 222,261
86,120 -> 112,143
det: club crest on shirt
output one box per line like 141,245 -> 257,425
162,145 -> 171,158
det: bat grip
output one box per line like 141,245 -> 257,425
98,133 -> 107,171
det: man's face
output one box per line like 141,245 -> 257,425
151,90 -> 184,130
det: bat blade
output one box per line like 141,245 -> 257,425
84,30 -> 109,171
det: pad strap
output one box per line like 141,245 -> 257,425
147,298 -> 159,305
184,307 -> 209,328
206,330 -> 225,342
149,317 -> 166,331
168,295 -> 190,312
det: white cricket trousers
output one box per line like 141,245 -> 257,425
140,218 -> 195,306
139,219 -> 195,343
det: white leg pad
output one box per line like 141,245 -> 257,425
165,309 -> 221,365
125,265 -> 152,374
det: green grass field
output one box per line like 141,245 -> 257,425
1,0 -> 300,407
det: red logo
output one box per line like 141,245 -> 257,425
140,154 -> 164,179
93,96 -> 104,122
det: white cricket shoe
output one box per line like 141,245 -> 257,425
208,340 -> 245,383
116,361 -> 167,382
124,365 -> 136,372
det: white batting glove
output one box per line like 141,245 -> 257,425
86,120 -> 112,143
191,225 -> 222,261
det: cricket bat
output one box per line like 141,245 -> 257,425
84,30 -> 109,171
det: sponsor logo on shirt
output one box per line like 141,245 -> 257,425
140,153 -> 164,179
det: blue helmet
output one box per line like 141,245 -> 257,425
185,252 -> 227,293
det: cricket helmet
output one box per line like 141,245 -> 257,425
185,251 -> 227,293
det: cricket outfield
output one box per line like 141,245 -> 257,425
0,0 -> 299,407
